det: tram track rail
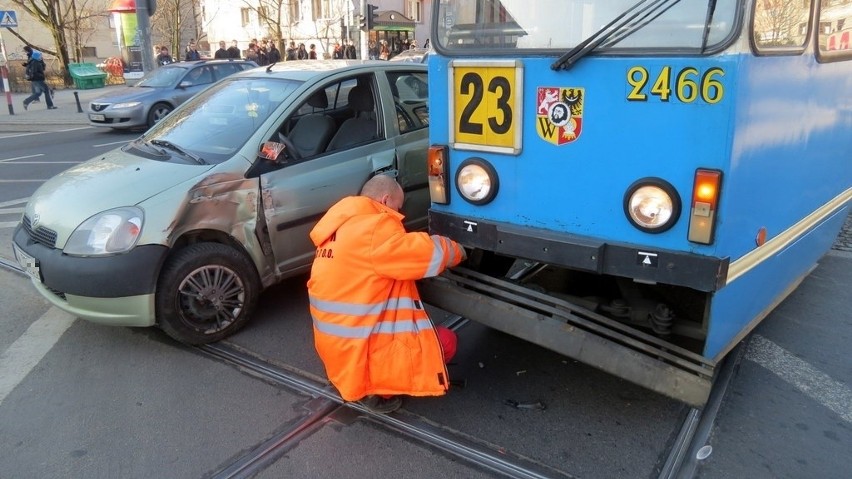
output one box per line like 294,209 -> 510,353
0,254 -> 740,478
199,339 -> 571,479
0,256 -> 26,276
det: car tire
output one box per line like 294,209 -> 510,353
147,102 -> 173,128
156,243 -> 260,345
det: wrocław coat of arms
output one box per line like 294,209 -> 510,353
535,87 -> 584,145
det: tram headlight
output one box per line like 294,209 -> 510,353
456,158 -> 498,205
623,179 -> 681,233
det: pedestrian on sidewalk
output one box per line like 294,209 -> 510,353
22,49 -> 56,111
307,175 -> 466,414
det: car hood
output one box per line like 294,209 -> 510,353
90,86 -> 163,104
26,149 -> 214,247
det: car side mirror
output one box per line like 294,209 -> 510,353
179,81 -> 192,89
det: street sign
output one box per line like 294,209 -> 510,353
0,10 -> 18,27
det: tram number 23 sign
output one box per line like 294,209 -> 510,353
450,60 -> 523,155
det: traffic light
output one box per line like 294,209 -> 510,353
358,14 -> 366,31
366,4 -> 378,31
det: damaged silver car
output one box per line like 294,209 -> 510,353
12,61 -> 430,344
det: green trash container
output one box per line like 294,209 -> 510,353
68,63 -> 107,89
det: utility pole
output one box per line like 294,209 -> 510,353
360,0 -> 367,60
136,0 -> 156,74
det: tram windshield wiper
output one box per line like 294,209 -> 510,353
149,139 -> 207,165
551,0 -> 682,72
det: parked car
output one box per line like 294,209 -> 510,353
13,61 -> 431,345
87,59 -> 257,129
389,48 -> 430,63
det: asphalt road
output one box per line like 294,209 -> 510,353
0,129 -> 849,478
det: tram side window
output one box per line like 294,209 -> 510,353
817,0 -> 852,61
752,0 -> 812,53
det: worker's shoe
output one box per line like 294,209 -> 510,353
359,395 -> 402,414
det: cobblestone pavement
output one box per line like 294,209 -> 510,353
833,210 -> 852,252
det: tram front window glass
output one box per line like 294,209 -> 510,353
817,0 -> 852,60
436,0 -> 738,52
753,0 -> 812,51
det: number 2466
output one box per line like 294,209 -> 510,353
627,66 -> 724,104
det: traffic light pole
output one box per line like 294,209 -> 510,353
135,0 -> 156,74
360,0 -> 367,60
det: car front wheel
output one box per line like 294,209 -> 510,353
156,243 -> 260,345
147,102 -> 173,128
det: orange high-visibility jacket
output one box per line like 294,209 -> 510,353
307,196 -> 466,401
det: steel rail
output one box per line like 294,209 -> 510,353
199,340 -> 572,479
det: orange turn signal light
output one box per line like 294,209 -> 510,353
688,169 -> 722,244
428,145 -> 449,204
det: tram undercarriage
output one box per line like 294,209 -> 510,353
418,251 -> 716,407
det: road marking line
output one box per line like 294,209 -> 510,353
0,127 -> 93,140
747,334 -> 852,424
0,307 -> 76,407
0,154 -> 44,163
0,207 -> 25,214
0,197 -> 28,208
0,221 -> 19,228
0,161 -> 81,164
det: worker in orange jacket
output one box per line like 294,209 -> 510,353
307,175 -> 466,413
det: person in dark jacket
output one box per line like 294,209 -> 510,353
22,50 -> 56,110
285,41 -> 297,60
297,43 -> 309,59
268,44 -> 281,63
185,41 -> 201,61
227,40 -> 241,59
214,41 -> 229,59
345,40 -> 357,59
156,46 -> 173,66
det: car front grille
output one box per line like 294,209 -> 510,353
90,103 -> 109,112
22,215 -> 58,248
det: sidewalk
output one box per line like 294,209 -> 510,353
1,85 -> 127,132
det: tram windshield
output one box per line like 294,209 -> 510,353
435,0 -> 740,52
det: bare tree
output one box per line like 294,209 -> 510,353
242,0 -> 300,46
304,0 -> 347,57
7,0 -> 74,84
66,0 -> 109,63
151,0 -> 202,59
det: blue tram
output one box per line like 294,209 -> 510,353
420,0 -> 852,406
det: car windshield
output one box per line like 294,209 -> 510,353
139,77 -> 302,164
136,66 -> 189,88
435,0 -> 738,52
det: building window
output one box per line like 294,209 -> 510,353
312,0 -> 328,21
290,0 -> 301,23
258,6 -> 268,23
81,46 -> 97,58
241,8 -> 251,27
406,1 -> 422,23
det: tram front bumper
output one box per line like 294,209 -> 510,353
428,210 -> 729,292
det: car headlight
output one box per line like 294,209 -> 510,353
623,178 -> 681,233
112,101 -> 141,109
64,207 -> 144,256
456,158 -> 498,205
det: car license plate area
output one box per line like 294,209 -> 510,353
89,113 -> 105,121
13,243 -> 41,281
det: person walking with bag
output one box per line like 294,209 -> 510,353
307,175 -> 466,414
22,49 -> 56,110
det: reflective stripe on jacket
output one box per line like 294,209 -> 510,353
307,196 -> 465,401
